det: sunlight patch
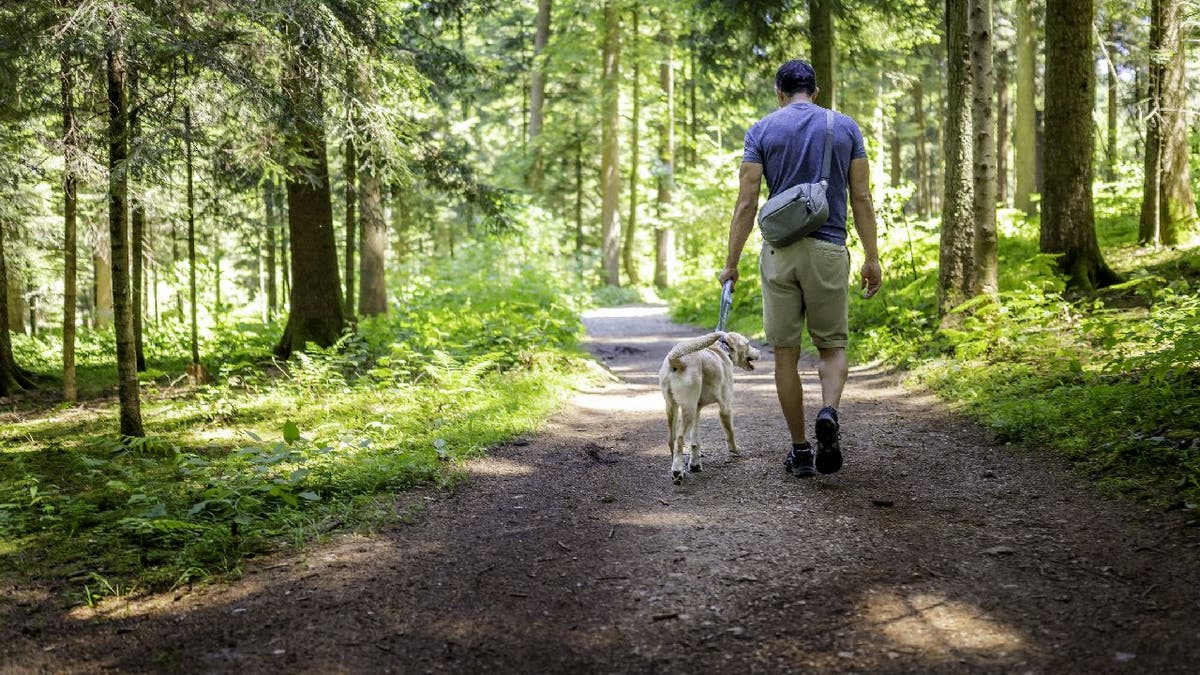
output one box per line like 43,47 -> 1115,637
583,306 -> 668,320
572,392 -> 663,413
608,510 -> 701,528
861,589 -> 1025,654
466,457 -> 535,477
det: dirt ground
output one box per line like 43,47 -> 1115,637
3,304 -> 1200,673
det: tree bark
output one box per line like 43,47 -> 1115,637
276,41 -> 344,357
1013,0 -> 1038,214
1139,0 -> 1196,245
264,179 -> 278,317
622,2 -> 641,286
809,0 -> 835,109
600,0 -> 622,287
996,48 -> 1009,206
654,22 -> 675,290
129,65 -> 145,371
62,48 -> 77,402
93,230 -> 113,328
107,26 -> 144,436
1042,0 -> 1119,290
358,149 -> 387,316
184,85 -> 199,368
1103,19 -> 1118,182
938,0 -> 975,317
344,134 -> 357,316
970,0 -> 998,296
525,0 -> 552,189
0,216 -> 35,396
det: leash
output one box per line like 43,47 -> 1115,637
716,279 -> 734,354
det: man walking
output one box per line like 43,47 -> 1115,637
719,59 -> 882,478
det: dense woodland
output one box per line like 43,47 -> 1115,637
0,0 -> 1197,591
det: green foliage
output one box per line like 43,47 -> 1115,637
0,246 -> 588,591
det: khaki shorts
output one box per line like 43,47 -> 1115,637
759,237 -> 850,349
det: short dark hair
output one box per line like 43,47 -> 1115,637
775,59 -> 817,96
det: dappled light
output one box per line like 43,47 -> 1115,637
860,589 -> 1026,656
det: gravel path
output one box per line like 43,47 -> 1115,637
4,304 -> 1199,673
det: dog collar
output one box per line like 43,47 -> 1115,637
717,336 -> 733,355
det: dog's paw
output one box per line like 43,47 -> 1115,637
671,471 -> 683,486
690,462 -> 703,473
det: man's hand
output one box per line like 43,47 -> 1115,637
719,267 -> 739,286
860,258 -> 882,299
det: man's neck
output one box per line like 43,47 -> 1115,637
785,93 -> 814,105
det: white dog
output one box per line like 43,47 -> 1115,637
658,331 -> 760,485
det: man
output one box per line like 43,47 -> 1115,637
719,59 -> 882,478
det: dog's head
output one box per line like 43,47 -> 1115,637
721,332 -> 761,371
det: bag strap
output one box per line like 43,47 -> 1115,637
820,108 -> 834,184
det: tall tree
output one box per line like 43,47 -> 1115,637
107,12 -> 145,436
525,0 -> 551,189
0,216 -> 34,397
971,0 -> 998,295
264,179 -> 279,317
913,78 -> 929,217
653,20 -> 674,290
599,0 -> 621,286
129,65 -> 146,371
810,0 -> 835,109
61,47 -> 78,402
344,131 -> 357,316
1101,17 -> 1118,182
621,1 -> 641,286
276,28 -> 344,357
996,48 -> 1009,205
1042,0 -> 1118,290
938,0 -> 974,317
1013,0 -> 1037,214
1139,0 -> 1197,246
183,58 -> 201,378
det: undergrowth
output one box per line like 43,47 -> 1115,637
0,245 -> 589,599
667,182 -> 1200,519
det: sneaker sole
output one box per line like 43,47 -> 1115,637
814,417 -> 842,474
784,458 -> 816,478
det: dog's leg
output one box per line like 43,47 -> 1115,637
719,402 -> 739,456
684,408 -> 702,474
665,400 -> 683,485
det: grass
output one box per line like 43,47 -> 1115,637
0,246 -> 592,601
666,182 -> 1200,520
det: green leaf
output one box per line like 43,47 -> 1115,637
283,420 -> 301,445
298,491 -> 320,501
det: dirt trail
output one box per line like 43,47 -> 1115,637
4,304 -> 1200,673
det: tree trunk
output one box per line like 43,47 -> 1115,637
654,22 -> 675,290
938,0 -> 975,317
129,66 -> 145,371
1013,0 -> 1038,214
184,90 -> 199,368
809,0 -> 835,109
93,230 -> 113,328
970,0 -> 998,296
107,30 -> 144,437
264,180 -> 277,317
622,2 -> 641,286
62,49 -> 78,402
600,0 -> 622,287
344,134 -> 357,316
1042,0 -> 1118,290
913,78 -> 929,217
1140,0 -> 1197,245
0,216 -> 34,396
996,48 -> 1009,206
1103,19 -> 1118,182
526,0 -> 552,189
276,43 -> 344,357
358,149 -> 387,316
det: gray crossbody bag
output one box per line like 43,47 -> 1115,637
757,108 -> 834,249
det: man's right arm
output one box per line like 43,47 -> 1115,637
719,162 -> 763,286
848,157 -> 882,299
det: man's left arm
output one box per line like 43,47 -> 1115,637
719,161 -> 764,286
848,157 -> 882,298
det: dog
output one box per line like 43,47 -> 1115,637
658,331 -> 760,485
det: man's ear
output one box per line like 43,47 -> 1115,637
812,86 -> 820,102
775,87 -> 787,107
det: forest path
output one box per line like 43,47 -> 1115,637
5,304 -> 1200,673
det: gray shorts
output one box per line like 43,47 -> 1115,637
759,237 -> 850,349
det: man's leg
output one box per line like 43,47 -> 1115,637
816,346 -> 848,409
774,346 -> 808,444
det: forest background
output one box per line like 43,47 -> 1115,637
0,0 -> 1197,600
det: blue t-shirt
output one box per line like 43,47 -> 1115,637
742,102 -> 867,245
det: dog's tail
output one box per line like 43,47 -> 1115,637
666,332 -> 724,370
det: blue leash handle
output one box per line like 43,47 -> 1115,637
716,280 -> 733,332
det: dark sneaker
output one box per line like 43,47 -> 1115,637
814,406 -> 842,474
784,443 -> 816,478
